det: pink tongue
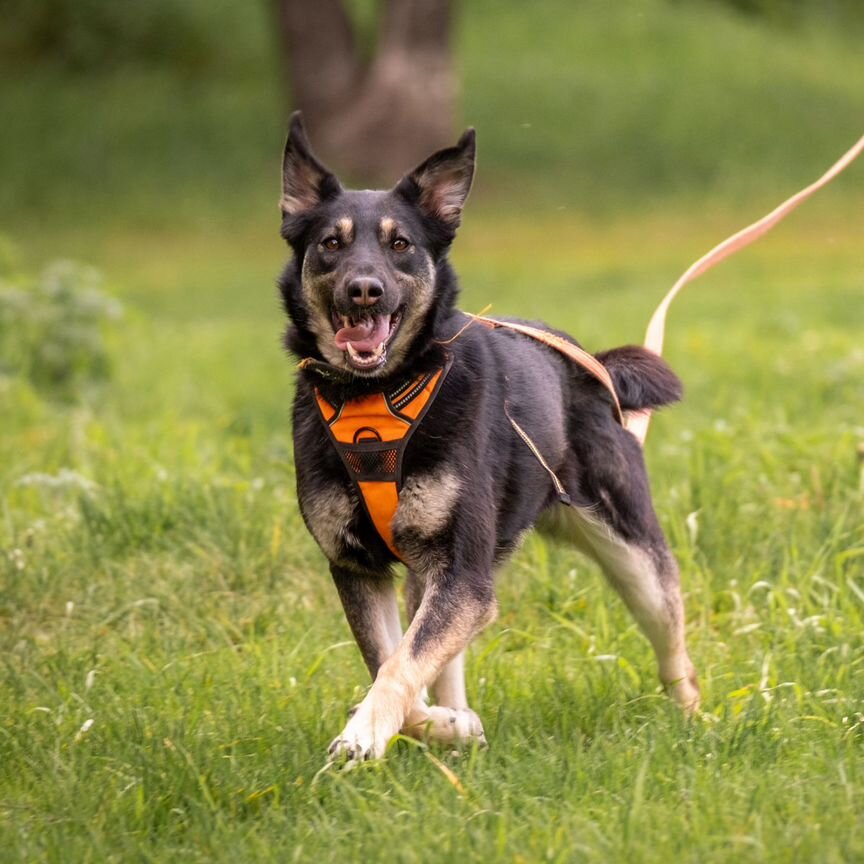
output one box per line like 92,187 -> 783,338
334,315 -> 391,352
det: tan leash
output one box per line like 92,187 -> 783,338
472,133 -> 864,447
628,132 -> 864,445
472,316 -> 625,424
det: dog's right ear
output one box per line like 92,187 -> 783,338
280,112 -> 341,216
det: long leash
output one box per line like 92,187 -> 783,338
627,132 -> 864,445
472,133 -> 864,447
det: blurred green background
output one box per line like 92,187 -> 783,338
1,3 -> 863,862
2,0 -> 863,232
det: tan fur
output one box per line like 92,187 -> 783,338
402,703 -> 485,745
341,578 -> 438,734
404,575 -> 470,711
419,171 -> 469,225
380,257 -> 436,372
299,260 -> 346,368
378,216 -> 397,240
336,217 -> 354,243
281,160 -> 328,216
539,504 -> 700,710
300,243 -> 435,379
301,484 -> 362,567
330,588 -> 496,758
360,578 -> 402,658
431,650 -> 468,708
393,469 -> 462,540
280,194 -> 306,214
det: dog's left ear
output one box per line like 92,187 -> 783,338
281,111 -> 341,216
394,129 -> 476,229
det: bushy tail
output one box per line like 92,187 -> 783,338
594,345 -> 682,412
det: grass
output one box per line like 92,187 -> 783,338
2,0 -> 864,860
2,202 -> 863,862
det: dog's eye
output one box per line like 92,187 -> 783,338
391,237 -> 410,252
321,236 -> 340,252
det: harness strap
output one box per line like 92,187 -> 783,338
504,403 -> 571,506
470,316 -> 625,424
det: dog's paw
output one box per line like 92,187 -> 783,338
664,670 -> 701,714
327,726 -> 388,762
327,707 -> 397,762
327,735 -> 374,763
402,705 -> 487,747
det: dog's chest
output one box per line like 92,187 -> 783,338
301,363 -> 452,561
299,482 -> 363,564
300,465 -> 462,567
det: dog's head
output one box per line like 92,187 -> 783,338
279,113 -> 475,377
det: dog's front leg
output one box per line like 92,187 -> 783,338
402,571 -> 486,745
329,571 -> 497,761
331,566 -> 402,678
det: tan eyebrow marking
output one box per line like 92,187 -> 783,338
336,217 -> 354,243
379,217 -> 397,241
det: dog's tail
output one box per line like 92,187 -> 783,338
594,346 -> 682,412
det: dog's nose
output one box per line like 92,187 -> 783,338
347,277 -> 384,307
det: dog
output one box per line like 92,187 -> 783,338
277,112 -> 700,761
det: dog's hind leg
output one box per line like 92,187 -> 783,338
544,503 -> 699,709
585,510 -> 698,710
540,433 -> 699,710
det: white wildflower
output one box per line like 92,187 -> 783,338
685,510 -> 700,545
75,718 -> 94,742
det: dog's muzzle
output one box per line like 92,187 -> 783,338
331,307 -> 404,371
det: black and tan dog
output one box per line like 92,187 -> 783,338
278,113 -> 699,761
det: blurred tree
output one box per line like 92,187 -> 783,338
274,0 -> 456,182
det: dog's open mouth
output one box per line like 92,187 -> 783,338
332,309 -> 403,371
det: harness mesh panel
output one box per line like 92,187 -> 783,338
344,447 -> 399,477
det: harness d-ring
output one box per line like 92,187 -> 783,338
353,427 -> 382,443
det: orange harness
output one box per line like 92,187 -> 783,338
313,362 -> 451,559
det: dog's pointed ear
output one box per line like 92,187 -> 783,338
394,128 -> 476,229
281,111 -> 341,216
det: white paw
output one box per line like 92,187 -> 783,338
327,735 -> 375,763
327,707 -> 397,762
402,705 -> 487,746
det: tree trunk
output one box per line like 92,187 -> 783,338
275,0 -> 456,184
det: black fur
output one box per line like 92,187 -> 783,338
276,114 -> 697,758
278,121 -> 681,574
595,345 -> 682,411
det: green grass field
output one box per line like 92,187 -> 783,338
2,1 -> 863,861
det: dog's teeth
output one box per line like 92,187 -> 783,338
345,341 -> 386,366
